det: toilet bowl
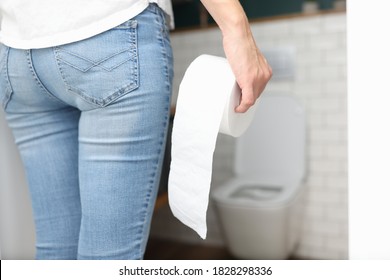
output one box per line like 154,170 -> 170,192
212,93 -> 306,260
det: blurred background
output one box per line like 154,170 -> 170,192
0,0 -> 347,259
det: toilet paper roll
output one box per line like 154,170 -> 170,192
168,54 -> 258,239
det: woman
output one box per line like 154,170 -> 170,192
0,0 -> 272,259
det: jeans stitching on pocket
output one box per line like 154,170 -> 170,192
56,48 -> 136,72
53,25 -> 139,108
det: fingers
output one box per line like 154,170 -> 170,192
235,87 -> 256,113
257,47 -> 273,73
235,55 -> 273,113
263,57 -> 273,77
259,52 -> 273,80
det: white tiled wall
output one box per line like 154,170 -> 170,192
150,12 -> 348,260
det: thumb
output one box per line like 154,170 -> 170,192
235,87 -> 256,113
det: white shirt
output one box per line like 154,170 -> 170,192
0,0 -> 174,49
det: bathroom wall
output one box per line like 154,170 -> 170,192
150,11 -> 348,259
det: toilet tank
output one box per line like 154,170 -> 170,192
235,93 -> 306,183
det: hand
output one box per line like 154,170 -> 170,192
222,25 -> 272,113
200,0 -> 272,113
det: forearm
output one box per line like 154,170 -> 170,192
200,0 -> 272,113
200,0 -> 250,37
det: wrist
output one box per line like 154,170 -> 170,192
201,0 -> 250,38
221,15 -> 252,44
220,12 -> 247,34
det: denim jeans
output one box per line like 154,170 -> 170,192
0,4 -> 173,259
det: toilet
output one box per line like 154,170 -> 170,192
212,93 -> 306,260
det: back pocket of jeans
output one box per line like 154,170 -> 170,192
54,20 -> 139,108
0,44 -> 12,111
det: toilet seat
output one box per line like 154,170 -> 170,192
213,176 -> 302,209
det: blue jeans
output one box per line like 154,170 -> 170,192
0,4 -> 173,259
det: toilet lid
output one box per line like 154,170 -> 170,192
235,93 -> 305,182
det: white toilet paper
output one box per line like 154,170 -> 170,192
168,54 -> 258,239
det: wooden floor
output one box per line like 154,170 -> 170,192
144,238 -> 304,260
144,238 -> 235,260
